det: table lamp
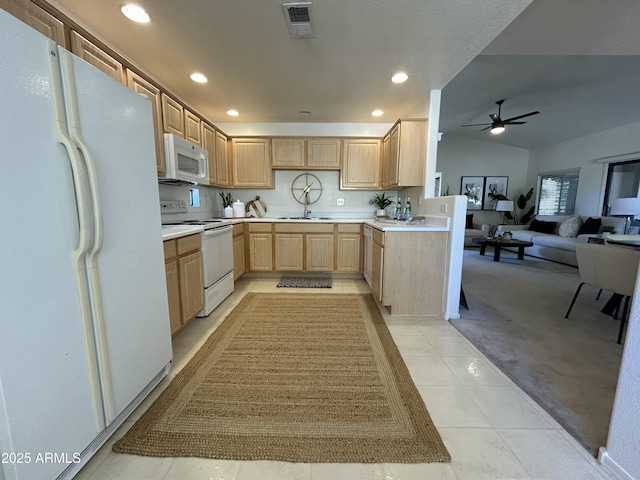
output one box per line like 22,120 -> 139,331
496,200 -> 514,225
609,197 -> 640,233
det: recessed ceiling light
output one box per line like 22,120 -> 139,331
190,72 -> 207,83
121,4 -> 150,24
372,110 -> 384,117
226,109 -> 239,117
391,72 -> 408,84
298,110 -> 311,116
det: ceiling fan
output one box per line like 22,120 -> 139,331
461,99 -> 540,134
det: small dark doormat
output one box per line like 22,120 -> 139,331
277,276 -> 332,288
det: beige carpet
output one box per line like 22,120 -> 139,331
113,293 -> 450,463
453,249 -> 623,456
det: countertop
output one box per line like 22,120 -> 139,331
161,225 -> 204,240
162,216 -> 449,240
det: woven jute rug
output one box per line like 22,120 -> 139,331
113,293 -> 450,463
276,276 -> 332,288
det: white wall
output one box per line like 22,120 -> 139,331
422,195 -> 467,320
527,120 -> 640,215
159,172 -> 396,220
435,134 -> 531,225
599,284 -> 640,479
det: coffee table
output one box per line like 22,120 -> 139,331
471,237 -> 534,262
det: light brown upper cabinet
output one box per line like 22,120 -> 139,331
184,108 -> 201,146
307,138 -> 341,169
230,138 -> 272,188
201,121 -> 217,185
381,119 -> 427,188
70,32 -> 125,84
381,124 -> 399,188
272,138 -> 305,168
1,0 -> 68,47
272,137 -> 341,170
125,70 -> 165,175
202,123 -> 230,187
161,93 -> 184,137
340,138 -> 381,190
215,130 -> 230,186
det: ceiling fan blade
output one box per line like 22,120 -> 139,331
502,111 -> 540,122
461,123 -> 492,127
503,121 -> 526,125
480,126 -> 492,131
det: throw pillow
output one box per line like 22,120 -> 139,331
578,217 -> 602,235
529,219 -> 557,234
558,216 -> 583,238
466,213 -> 474,229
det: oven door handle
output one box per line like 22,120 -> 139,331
204,225 -> 232,238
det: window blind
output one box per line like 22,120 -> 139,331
538,170 -> 580,215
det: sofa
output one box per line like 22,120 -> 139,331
496,214 -> 626,266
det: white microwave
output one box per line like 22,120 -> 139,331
159,133 -> 209,184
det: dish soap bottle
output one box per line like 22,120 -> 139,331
395,197 -> 403,221
404,197 -> 412,222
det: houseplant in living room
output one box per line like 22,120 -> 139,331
369,192 -> 394,218
492,187 -> 535,225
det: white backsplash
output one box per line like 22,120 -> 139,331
159,171 -> 400,220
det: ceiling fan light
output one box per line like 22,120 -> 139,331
491,125 -> 505,134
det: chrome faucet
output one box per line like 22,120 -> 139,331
303,188 -> 311,218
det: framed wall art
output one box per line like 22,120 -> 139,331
461,176 -> 484,210
483,176 -> 509,210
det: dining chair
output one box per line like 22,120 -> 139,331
565,243 -> 640,344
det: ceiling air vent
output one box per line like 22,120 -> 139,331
282,2 -> 314,38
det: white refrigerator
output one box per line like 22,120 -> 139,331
0,10 -> 173,480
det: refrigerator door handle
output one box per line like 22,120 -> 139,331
48,44 -> 106,430
57,48 -> 117,422
58,48 -> 119,422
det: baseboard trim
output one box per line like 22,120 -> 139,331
598,447 -> 636,480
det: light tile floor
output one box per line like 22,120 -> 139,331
76,278 -> 609,480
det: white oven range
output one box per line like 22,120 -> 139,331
163,219 -> 234,316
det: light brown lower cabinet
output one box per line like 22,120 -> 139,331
336,224 -> 362,272
163,233 -> 204,336
164,258 -> 181,334
178,250 -> 204,322
249,234 -> 273,271
275,234 -> 304,271
248,222 -> 362,273
371,228 -> 447,315
232,223 -> 245,280
306,234 -> 334,271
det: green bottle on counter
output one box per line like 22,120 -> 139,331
395,197 -> 403,220
404,197 -> 412,221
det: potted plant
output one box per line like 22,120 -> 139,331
369,192 -> 394,217
492,188 -> 536,225
601,225 -> 616,237
219,191 -> 234,218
